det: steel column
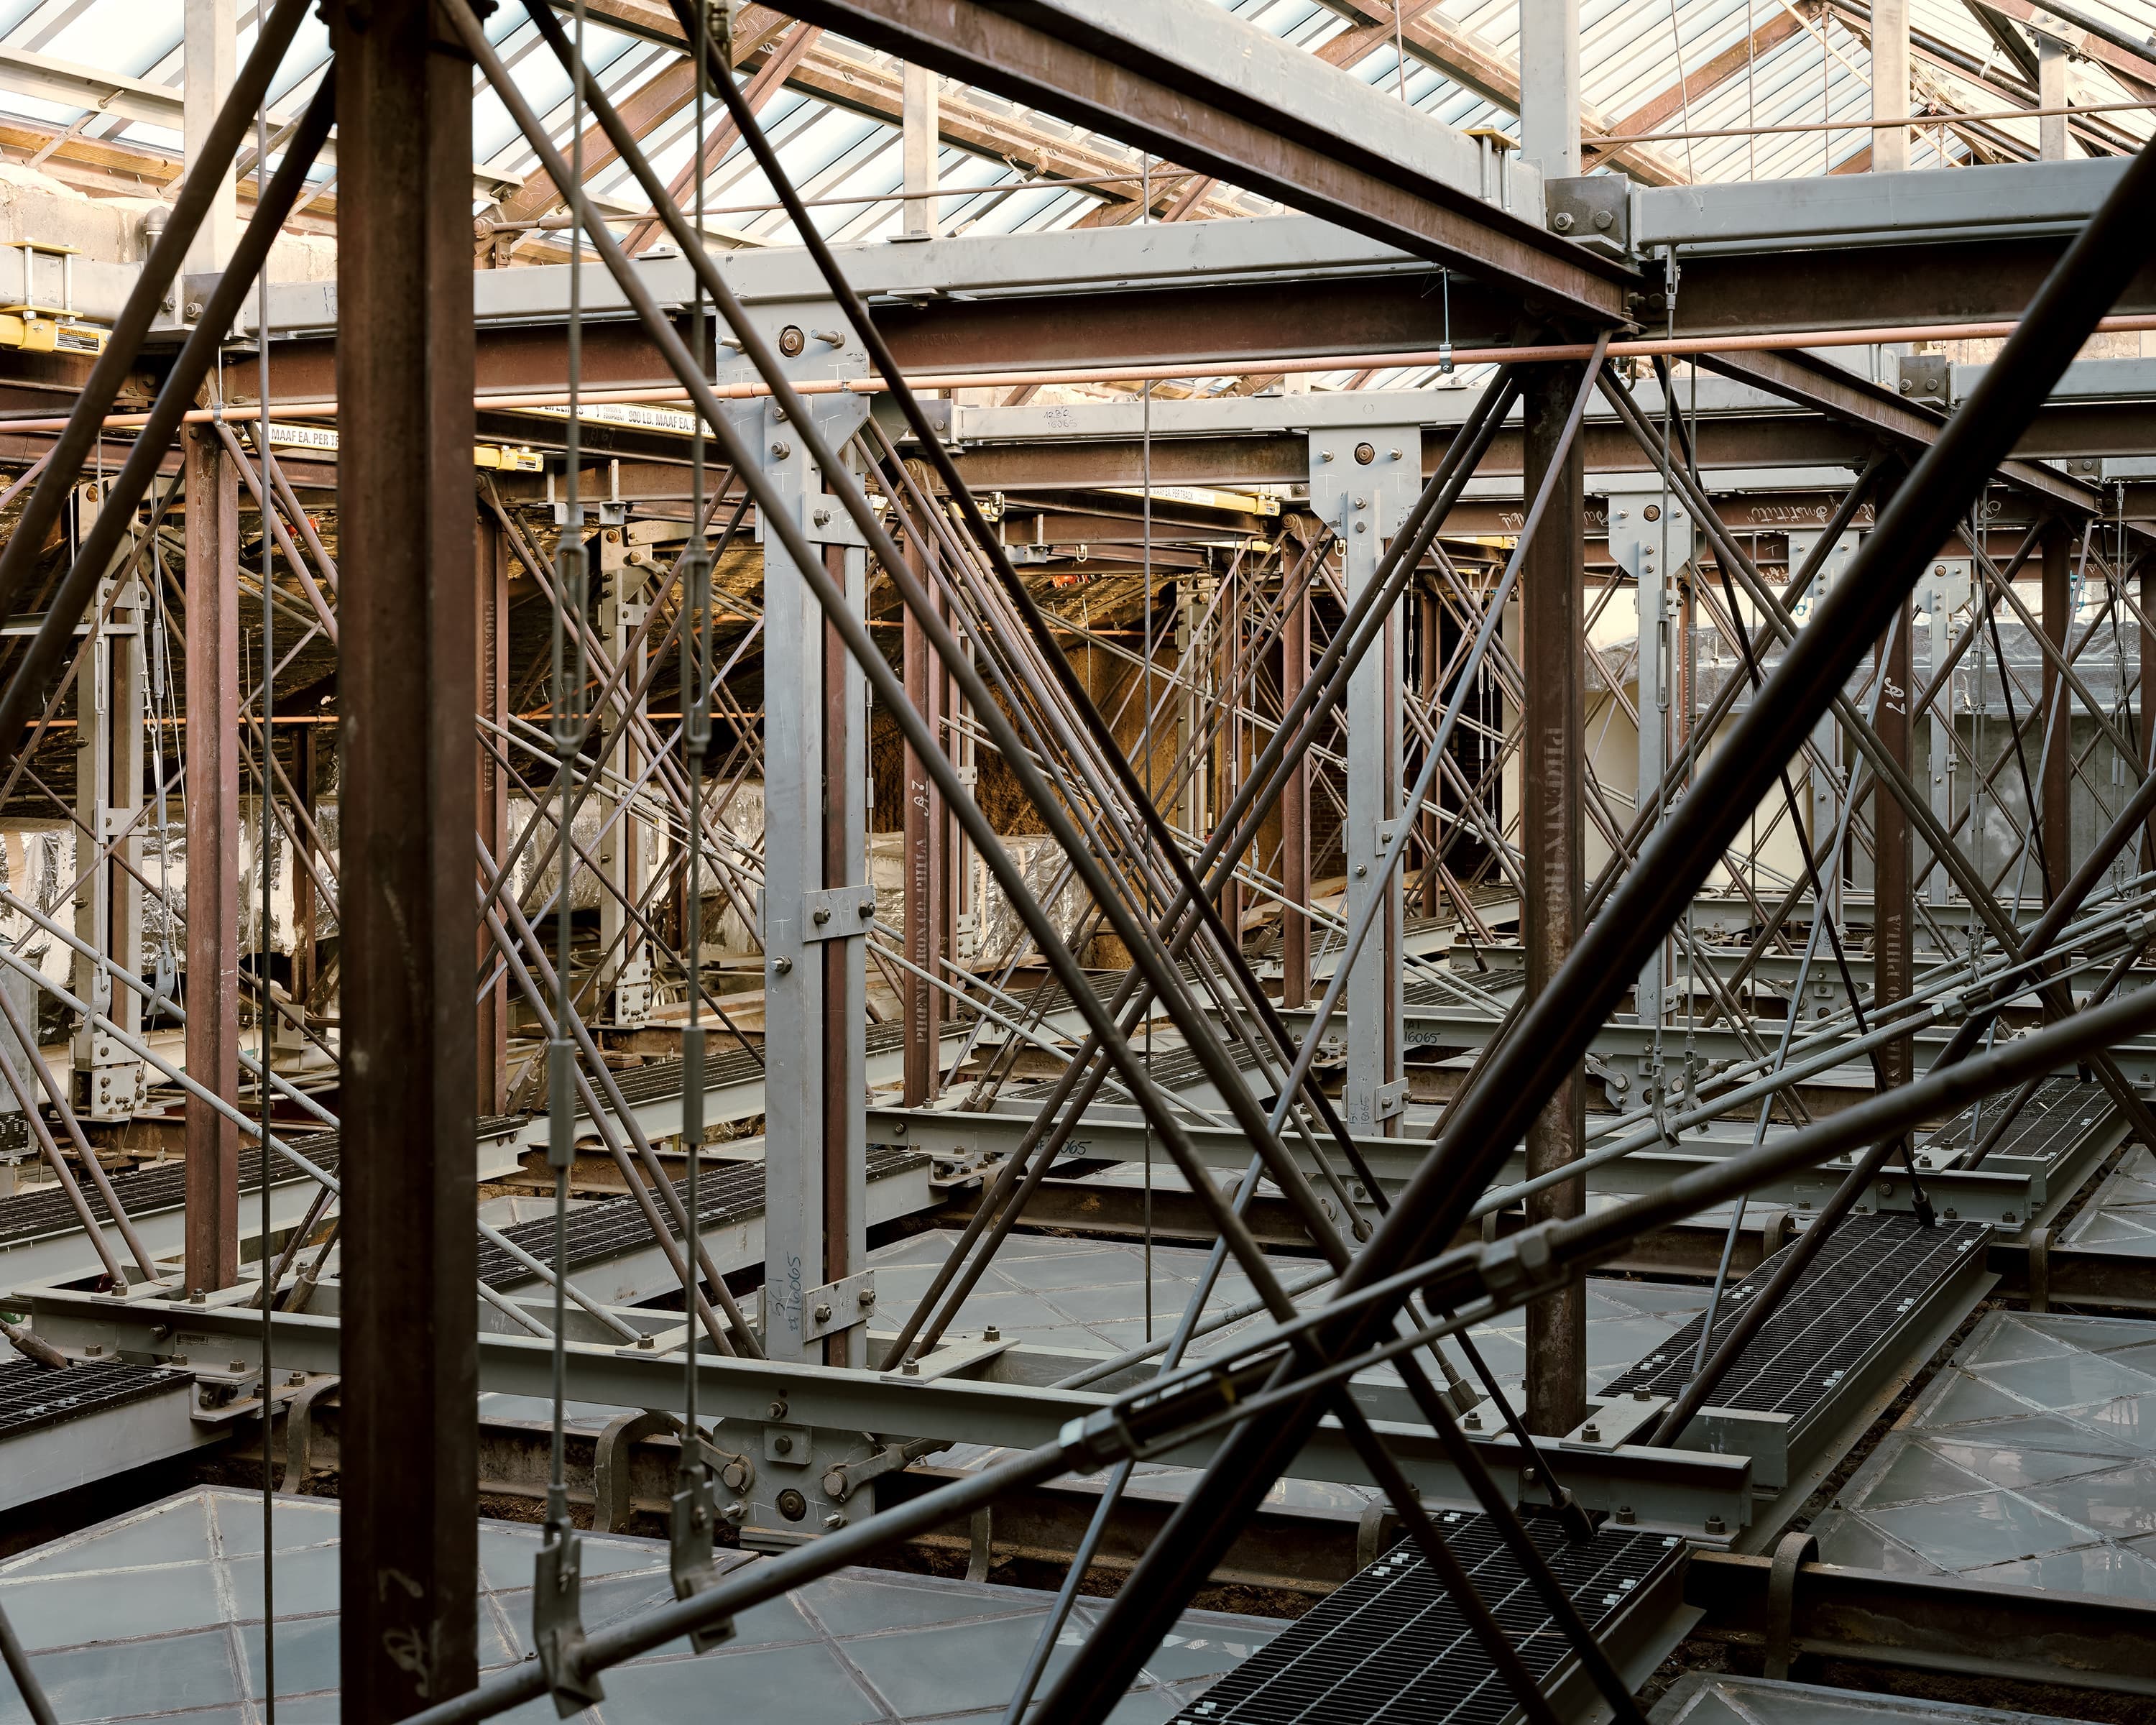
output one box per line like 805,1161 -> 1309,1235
594,523 -> 653,1024
900,528 -> 944,1104
2042,521 -> 2074,903
1871,0 -> 1911,172
752,392 -> 872,1366
1875,598 -> 1914,1090
71,482 -> 146,1123
1279,577 -> 1310,1011
1792,528 -> 1859,926
183,426 -> 237,1294
1608,479 -> 1691,1025
2142,553 -> 2156,873
1519,0 -> 1582,180
180,0 -> 236,275
331,0 -> 479,1710
1920,558 -> 1968,908
824,540 -> 868,1370
476,511 -> 509,1117
1309,427 -> 1414,1132
1520,364 -> 1588,1438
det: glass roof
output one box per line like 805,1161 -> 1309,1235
0,0 -> 2142,401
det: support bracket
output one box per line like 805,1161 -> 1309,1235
801,883 -> 876,942
801,1268 -> 877,1340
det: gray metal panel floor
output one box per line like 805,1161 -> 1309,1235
1806,1308 -> 2156,1598
0,1486 -> 1281,1723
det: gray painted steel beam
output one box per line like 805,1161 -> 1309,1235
12,1280 -> 1756,1534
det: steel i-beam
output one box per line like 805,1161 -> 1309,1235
331,0 -> 480,1708
1307,426 -> 1416,1131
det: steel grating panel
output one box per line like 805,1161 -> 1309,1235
476,1144 -> 929,1286
1602,1213 -> 1987,1416
1927,1075 -> 2109,1167
0,1129 -> 344,1248
0,1356 -> 183,1438
1169,1514 -> 1682,1725
570,995 -> 1052,1120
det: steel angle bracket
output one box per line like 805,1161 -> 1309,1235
533,1526 -> 604,1714
801,1269 -> 877,1340
802,883 -> 875,942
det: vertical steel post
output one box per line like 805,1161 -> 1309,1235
180,0 -> 236,276
1921,559 -> 1968,910
753,393 -> 871,1368
901,60 -> 939,241
1412,583 -> 1436,919
292,727 -> 317,1015
2141,553 -> 2156,873
1279,576 -> 1310,1010
823,541 -> 868,1371
1608,479 -> 1690,1026
1875,599 -> 1914,1089
1519,0 -> 1581,181
900,533 -> 942,1103
594,523 -> 653,1023
2042,521 -> 2073,904
2038,35 -> 2071,161
1792,528 -> 1858,932
332,0 -> 479,1709
72,482 -> 145,1123
1309,427 -> 1414,1132
1871,0 -> 1911,171
476,511 -> 509,1116
183,426 -> 237,1293
1520,364 -> 1587,1438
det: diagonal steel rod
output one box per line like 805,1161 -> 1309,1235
1032,137 -> 2156,1725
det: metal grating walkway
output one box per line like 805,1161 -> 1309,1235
0,1356 -> 183,1438
1601,1213 -> 1986,1416
0,1129 -> 344,1248
475,1143 -> 927,1287
1169,1516 -> 1680,1725
1927,1075 -> 2109,1165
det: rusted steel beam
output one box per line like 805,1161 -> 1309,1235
332,0 -> 481,1711
183,423 -> 239,1295
1519,362 -> 1588,1438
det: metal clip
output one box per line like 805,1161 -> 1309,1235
670,1460 -> 735,1655
533,1525 -> 604,1714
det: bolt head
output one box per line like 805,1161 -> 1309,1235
856,1287 -> 875,1305
773,1433 -> 793,1454
1592,208 -> 1613,230
813,1302 -> 832,1322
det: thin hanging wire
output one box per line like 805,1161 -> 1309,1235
1141,150 -> 1155,1344
546,0 -> 591,1558
254,90 -> 277,1725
